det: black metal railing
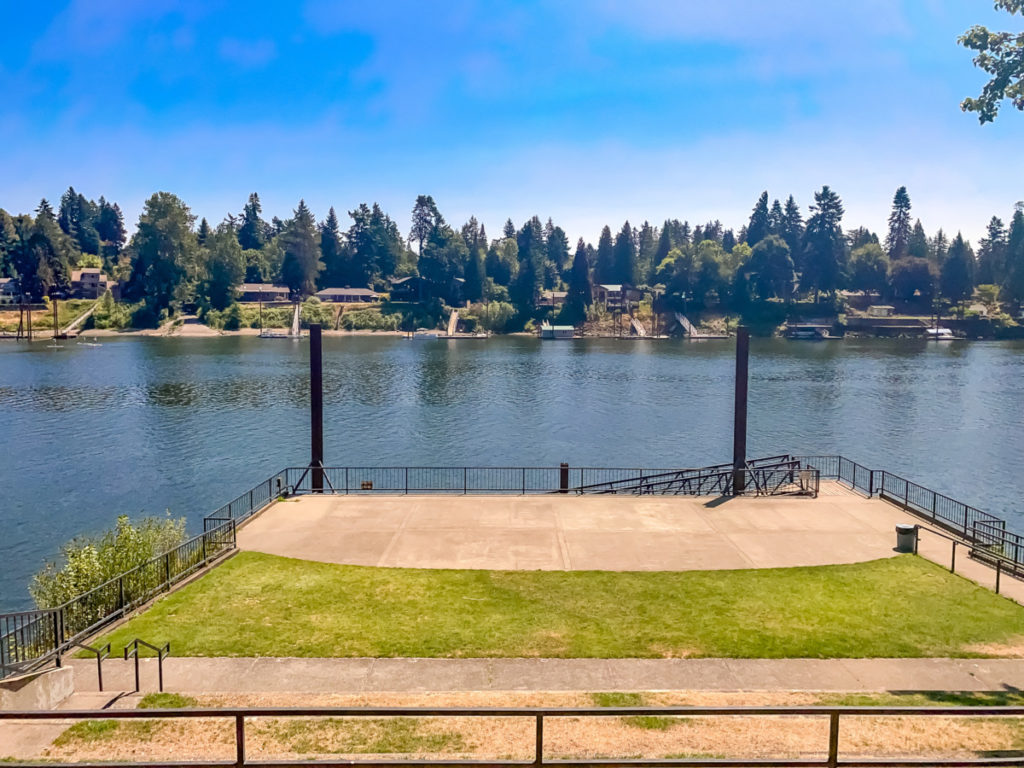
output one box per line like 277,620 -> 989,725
4,704 -> 1024,768
1,455 -> 1017,683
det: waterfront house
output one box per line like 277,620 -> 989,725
70,269 -> 120,300
867,305 -> 895,317
316,287 -> 380,303
0,277 -> 18,305
539,290 -> 567,308
389,275 -> 464,304
595,284 -> 642,311
239,283 -> 291,302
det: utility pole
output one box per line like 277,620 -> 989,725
309,323 -> 324,492
732,326 -> 750,495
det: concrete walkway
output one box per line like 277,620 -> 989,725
69,657 -> 1024,695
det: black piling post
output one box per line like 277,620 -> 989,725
310,323 -> 324,493
732,326 -> 749,495
559,463 -> 569,494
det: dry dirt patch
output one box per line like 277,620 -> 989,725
37,691 -> 1024,764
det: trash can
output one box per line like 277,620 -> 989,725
895,524 -> 918,553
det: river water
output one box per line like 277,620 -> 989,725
1,335 -> 1022,608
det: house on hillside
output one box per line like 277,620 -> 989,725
595,284 -> 642,311
0,278 -> 18,305
71,269 -> 120,300
239,283 -> 291,302
389,276 -> 464,304
315,287 -> 380,303
539,290 -> 567,308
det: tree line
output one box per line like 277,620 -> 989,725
1,185 -> 1023,327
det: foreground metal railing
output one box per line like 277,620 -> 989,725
4,704 -> 1024,768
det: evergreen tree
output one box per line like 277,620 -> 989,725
485,237 -> 518,286
800,186 -> 847,298
885,186 -> 913,260
908,220 -> 930,260
419,223 -> 469,303
201,223 -> 246,310
1004,205 -> 1024,308
977,216 -> 1008,285
0,209 -> 14,277
940,232 -> 976,308
237,193 -> 268,251
95,197 -> 126,257
280,200 -> 322,297
463,240 -> 486,302
612,221 -> 636,284
931,229 -> 949,264
595,225 -> 615,284
768,199 -> 784,236
512,217 -> 545,309
546,222 -> 571,278
197,218 -> 212,247
124,192 -> 198,317
848,227 -> 878,249
654,224 -> 672,269
410,195 -> 443,255
746,191 -> 771,245
567,238 -> 593,309
319,207 -> 347,287
721,229 -> 737,253
503,218 -> 516,239
780,196 -> 804,263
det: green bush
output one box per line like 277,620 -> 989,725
91,292 -> 135,330
340,309 -> 401,331
30,514 -> 187,610
467,301 -> 516,333
300,297 -> 335,328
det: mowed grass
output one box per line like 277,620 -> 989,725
97,551 -> 1024,659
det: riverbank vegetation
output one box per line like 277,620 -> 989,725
30,515 -> 187,609
96,552 -> 1024,659
2,187 -> 1024,335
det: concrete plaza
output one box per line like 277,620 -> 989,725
237,483 -> 913,572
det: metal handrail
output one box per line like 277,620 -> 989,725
4,704 -> 1024,768
67,640 -> 110,691
123,638 -> 170,692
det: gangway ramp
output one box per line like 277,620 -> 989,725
447,309 -> 459,337
630,317 -> 647,336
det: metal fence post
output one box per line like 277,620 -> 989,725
534,714 -> 544,766
522,467 -> 526,495
51,610 -> 60,663
164,553 -> 171,591
827,712 -> 840,768
464,467 -> 467,494
560,463 -> 569,494
235,714 -> 246,768
996,560 -> 1002,594
951,540 -> 957,573
118,576 -> 125,612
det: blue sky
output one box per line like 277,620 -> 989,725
1,1 -> 1021,243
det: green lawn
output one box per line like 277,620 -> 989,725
96,552 -> 1024,659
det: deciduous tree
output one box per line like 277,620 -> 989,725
959,1 -> 1024,123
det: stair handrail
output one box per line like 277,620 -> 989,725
68,640 -> 111,691
123,638 -> 170,693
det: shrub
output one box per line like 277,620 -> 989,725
91,292 -> 134,330
300,297 -> 335,328
30,514 -> 187,610
339,309 -> 401,331
468,301 -> 516,333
